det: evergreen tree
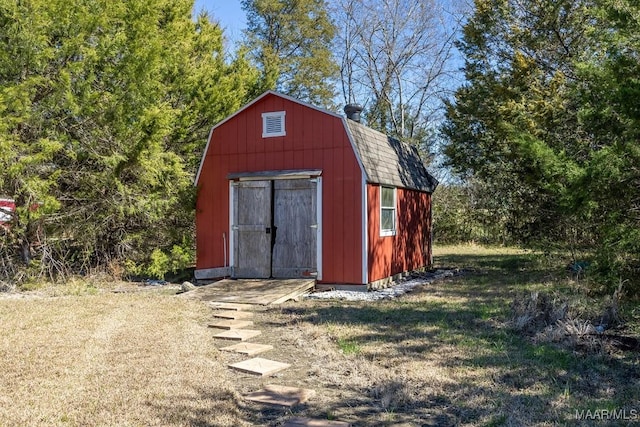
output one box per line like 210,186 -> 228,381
242,0 -> 338,107
572,0 -> 640,287
0,0 -> 257,282
442,0 -> 594,243
443,0 -> 640,292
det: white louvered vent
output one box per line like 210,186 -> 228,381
265,116 -> 282,133
262,111 -> 286,137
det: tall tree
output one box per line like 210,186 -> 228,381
572,0 -> 640,285
443,0 -> 640,292
332,0 -> 461,151
0,0 -> 257,282
442,0 -> 594,242
242,0 -> 338,107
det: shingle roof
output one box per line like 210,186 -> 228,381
345,120 -> 438,193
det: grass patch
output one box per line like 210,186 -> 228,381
337,337 -> 361,355
265,244 -> 640,425
2,245 -> 637,426
0,291 -> 248,426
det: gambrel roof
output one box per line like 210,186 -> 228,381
196,91 -> 438,193
345,120 -> 438,193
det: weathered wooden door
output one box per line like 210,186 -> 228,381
232,180 -> 272,278
272,179 -> 317,278
232,178 -> 317,279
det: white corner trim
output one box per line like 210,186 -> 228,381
228,181 -> 235,273
344,120 -> 370,283
362,172 -> 368,285
316,176 -> 323,281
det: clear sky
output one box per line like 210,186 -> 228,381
193,0 -> 247,46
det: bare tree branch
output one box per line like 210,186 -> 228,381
332,0 -> 464,153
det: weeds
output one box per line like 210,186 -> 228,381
509,280 -> 635,355
337,337 -> 361,355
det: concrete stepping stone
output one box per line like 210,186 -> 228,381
219,342 -> 273,356
229,357 -> 290,376
212,329 -> 261,341
213,310 -> 254,319
209,302 -> 254,311
208,319 -> 254,330
283,418 -> 351,427
245,384 -> 315,407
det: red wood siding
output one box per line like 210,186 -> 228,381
196,93 -> 363,284
367,184 -> 432,283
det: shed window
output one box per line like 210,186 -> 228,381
380,186 -> 396,236
262,111 -> 286,137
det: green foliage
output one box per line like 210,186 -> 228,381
336,337 -> 361,355
442,0 -> 640,294
433,184 -> 508,244
145,244 -> 194,280
242,0 -> 338,106
0,0 -> 257,282
442,0 -> 591,243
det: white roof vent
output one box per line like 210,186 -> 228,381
262,111 -> 286,137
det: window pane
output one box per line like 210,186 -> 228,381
381,209 -> 395,231
381,187 -> 394,208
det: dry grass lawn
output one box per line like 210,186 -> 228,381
0,287 -> 249,426
1,246 -> 638,426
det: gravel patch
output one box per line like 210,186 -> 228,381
306,269 -> 460,301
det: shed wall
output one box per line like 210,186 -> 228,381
367,184 -> 432,283
196,94 -> 363,284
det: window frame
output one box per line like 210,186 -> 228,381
380,186 -> 396,237
261,111 -> 286,138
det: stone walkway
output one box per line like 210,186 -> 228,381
209,302 -> 351,427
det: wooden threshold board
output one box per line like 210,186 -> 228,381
197,279 -> 315,305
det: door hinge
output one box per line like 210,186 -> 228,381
309,178 -> 318,183
232,225 -> 239,230
310,224 -> 318,229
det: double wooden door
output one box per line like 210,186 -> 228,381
232,179 -> 318,279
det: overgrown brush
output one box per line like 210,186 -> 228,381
509,285 -> 627,354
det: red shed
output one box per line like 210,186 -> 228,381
195,91 -> 438,289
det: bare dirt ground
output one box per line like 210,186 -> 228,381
1,246 -> 638,426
